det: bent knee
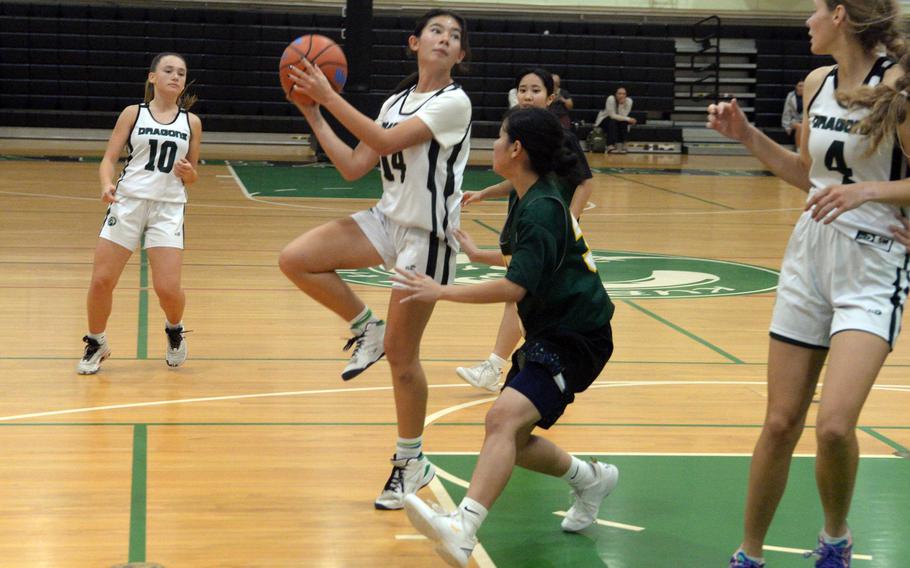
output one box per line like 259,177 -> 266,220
278,247 -> 305,276
483,406 -> 523,437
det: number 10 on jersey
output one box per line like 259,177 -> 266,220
145,139 -> 178,174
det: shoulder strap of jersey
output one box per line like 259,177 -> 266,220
864,56 -> 892,85
806,67 -> 837,113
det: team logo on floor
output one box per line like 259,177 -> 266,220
338,251 -> 778,298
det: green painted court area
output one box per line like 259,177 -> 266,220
226,162 -> 777,199
430,454 -> 910,568
229,162 -> 505,198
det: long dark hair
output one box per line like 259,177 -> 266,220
144,52 -> 197,110
393,9 -> 470,93
514,67 -> 554,96
503,107 -> 581,189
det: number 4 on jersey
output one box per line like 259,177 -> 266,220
824,140 -> 854,184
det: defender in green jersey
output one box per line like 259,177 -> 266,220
456,66 -> 596,392
393,108 -> 616,568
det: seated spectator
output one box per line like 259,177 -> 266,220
595,87 -> 636,154
782,80 -> 804,150
508,87 -> 518,108
549,73 -> 574,129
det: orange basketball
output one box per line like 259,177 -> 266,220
279,34 -> 348,106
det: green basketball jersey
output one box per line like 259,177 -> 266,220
501,175 -> 614,340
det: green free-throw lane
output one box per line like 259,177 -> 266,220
430,454 -> 910,568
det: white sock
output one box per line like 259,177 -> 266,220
349,307 -> 374,333
87,331 -> 106,344
396,435 -> 422,460
458,497 -> 488,538
488,353 -> 508,371
166,320 -> 183,330
561,456 -> 595,489
821,528 -> 851,544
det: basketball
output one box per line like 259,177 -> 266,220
279,34 -> 348,106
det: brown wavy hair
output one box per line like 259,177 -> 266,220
143,52 -> 197,110
832,0 -> 908,153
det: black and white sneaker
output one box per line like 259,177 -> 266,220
374,453 -> 436,510
341,320 -> 385,381
165,326 -> 187,367
76,336 -> 111,375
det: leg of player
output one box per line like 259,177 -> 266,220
374,287 -> 437,510
279,217 -> 386,380
147,246 -> 187,367
456,302 -> 521,391
79,238 -> 132,374
730,339 -> 826,567
808,331 -> 886,566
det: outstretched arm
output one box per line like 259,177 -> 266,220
707,97 -> 811,191
391,268 -> 526,304
293,102 -> 380,181
707,67 -> 827,192
288,60 -> 435,156
462,180 -> 513,207
454,228 -> 505,266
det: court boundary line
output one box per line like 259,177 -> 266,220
1,380 -> 908,423
0,189 -> 803,218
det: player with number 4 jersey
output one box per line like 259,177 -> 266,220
78,52 -> 202,376
709,2 -> 910,567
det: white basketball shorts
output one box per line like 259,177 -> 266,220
352,207 -> 457,284
99,195 -> 185,250
770,212 -> 908,349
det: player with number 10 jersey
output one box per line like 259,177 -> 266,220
116,103 -> 193,203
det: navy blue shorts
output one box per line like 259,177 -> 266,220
503,322 -> 613,429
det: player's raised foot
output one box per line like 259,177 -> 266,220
561,460 -> 619,532
455,360 -> 501,392
341,320 -> 385,381
374,453 -> 436,510
404,494 -> 476,568
165,325 -> 188,368
77,336 -> 111,375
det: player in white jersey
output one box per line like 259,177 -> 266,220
278,10 -> 471,510
78,53 -> 202,375
709,2 -> 910,567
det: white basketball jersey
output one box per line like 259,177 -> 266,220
117,103 -> 192,203
374,84 -> 472,243
807,57 -> 908,251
